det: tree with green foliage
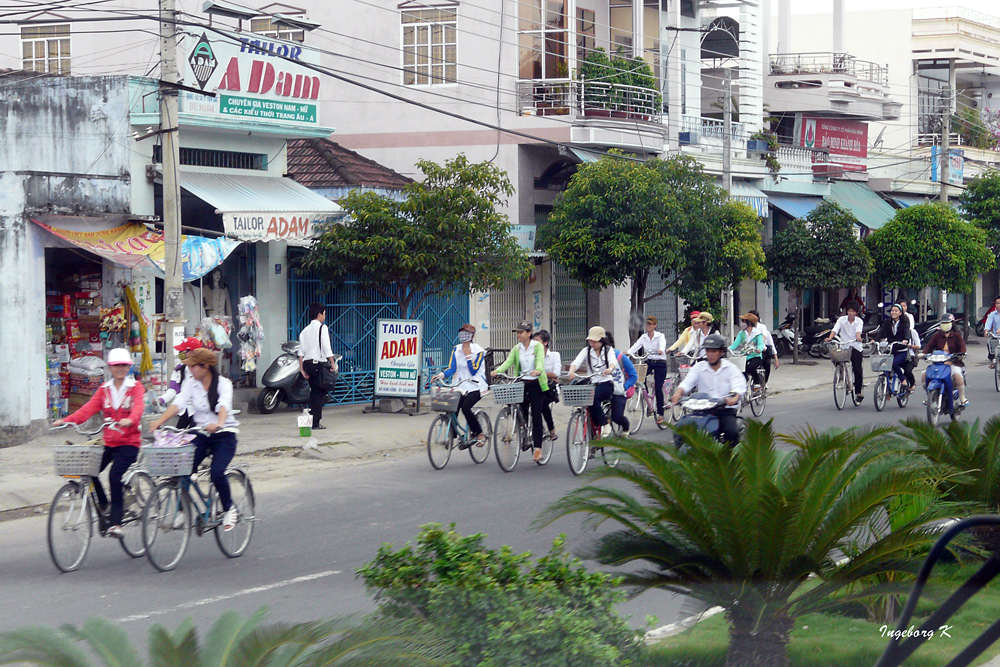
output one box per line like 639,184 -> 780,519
0,609 -> 449,667
960,170 -> 1000,262
542,154 -> 765,340
866,202 -> 994,295
536,422 -> 958,667
358,524 -> 644,667
303,154 -> 530,319
766,201 -> 872,360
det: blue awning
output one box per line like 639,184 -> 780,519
891,194 -> 934,208
729,181 -> 769,218
768,195 -> 823,220
826,181 -> 897,230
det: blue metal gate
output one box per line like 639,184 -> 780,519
288,269 -> 469,404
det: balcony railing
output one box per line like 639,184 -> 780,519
769,52 -> 889,86
516,79 -> 662,123
680,115 -> 748,143
913,6 -> 1000,32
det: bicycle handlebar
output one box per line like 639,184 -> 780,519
50,419 -> 122,436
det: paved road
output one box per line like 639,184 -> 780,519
2,358 -> 997,642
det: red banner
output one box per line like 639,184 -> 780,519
799,116 -> 868,173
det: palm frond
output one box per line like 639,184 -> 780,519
62,619 -> 142,667
199,608 -> 268,667
0,627 -> 93,667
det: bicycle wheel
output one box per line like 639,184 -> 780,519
833,364 -> 847,410
750,382 -> 766,417
625,388 -> 643,434
47,483 -> 94,573
493,407 -> 521,472
119,471 -> 154,558
897,383 -> 910,408
926,389 -> 942,426
468,410 -> 491,464
994,362 -> 1000,392
214,470 -> 255,558
566,410 -> 590,476
874,376 -> 887,412
426,414 -> 453,470
601,440 -> 622,468
142,481 -> 191,572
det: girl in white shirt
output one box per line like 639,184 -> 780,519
568,326 -> 620,438
628,315 -> 668,423
533,330 -> 561,441
433,324 -> 488,447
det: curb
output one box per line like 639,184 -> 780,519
644,606 -> 724,644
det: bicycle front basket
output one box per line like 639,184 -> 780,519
430,385 -> 462,412
491,381 -> 525,405
729,355 -> 748,373
143,444 -> 196,476
830,346 -> 853,363
634,363 -> 648,384
52,443 -> 105,477
870,354 -> 894,373
561,383 -> 596,407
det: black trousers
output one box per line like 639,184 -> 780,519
761,349 -> 774,383
191,431 -> 238,511
850,348 -> 864,396
903,356 -> 916,388
744,356 -> 765,385
457,390 -> 483,437
520,381 -> 545,450
588,382 -> 629,431
711,407 -> 740,447
647,359 -> 667,416
92,445 -> 139,527
540,388 -> 557,432
304,360 -> 328,427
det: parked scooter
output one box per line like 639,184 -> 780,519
922,351 -> 966,426
674,393 -> 745,452
804,320 -> 835,358
256,341 -> 342,414
773,313 -> 796,357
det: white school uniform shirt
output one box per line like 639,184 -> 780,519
682,328 -> 706,358
543,350 -> 562,376
831,315 -> 865,352
172,375 -> 240,431
447,342 -> 488,394
757,323 -> 777,355
571,346 -> 619,383
105,376 -> 136,410
628,331 -> 667,361
678,359 -> 747,400
515,340 -> 543,382
298,319 -> 333,362
908,329 -> 922,360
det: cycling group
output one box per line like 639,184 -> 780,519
47,340 -> 253,572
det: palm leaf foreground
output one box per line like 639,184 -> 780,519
0,608 -> 450,667
537,421 -> 962,667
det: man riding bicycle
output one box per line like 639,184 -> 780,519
986,296 -> 1000,368
670,333 -> 746,447
826,301 -> 866,404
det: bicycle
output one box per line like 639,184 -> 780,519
623,354 -> 677,433
47,420 -> 154,573
829,339 -> 863,410
561,373 -> 623,476
729,352 -> 766,417
140,426 -> 255,572
871,341 -> 911,411
426,380 -> 492,470
988,330 -> 1000,392
491,373 -> 553,472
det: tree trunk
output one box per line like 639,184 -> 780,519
629,271 -> 648,345
725,613 -> 794,667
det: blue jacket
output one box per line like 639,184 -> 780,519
615,351 -> 638,392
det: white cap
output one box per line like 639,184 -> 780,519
107,348 -> 133,366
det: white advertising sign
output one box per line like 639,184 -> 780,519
222,212 -> 340,242
374,319 -> 424,398
180,30 -> 321,126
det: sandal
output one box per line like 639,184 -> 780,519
475,434 -> 487,447
549,430 -> 558,441
533,448 -> 542,463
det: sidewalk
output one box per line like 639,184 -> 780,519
0,359 -> 827,517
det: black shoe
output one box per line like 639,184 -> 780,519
855,394 -> 864,404
313,425 -> 326,430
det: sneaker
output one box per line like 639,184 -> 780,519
600,425 -> 612,438
960,399 -> 970,407
107,525 -> 123,538
223,507 -> 238,532
855,393 -> 864,404
620,430 -> 630,439
172,512 -> 186,530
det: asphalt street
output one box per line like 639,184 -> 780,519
2,357 -> 999,645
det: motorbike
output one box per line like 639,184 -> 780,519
803,320 -> 835,358
975,305 -> 994,337
773,313 -> 796,357
673,392 -> 745,452
256,341 -> 342,414
922,351 -> 966,426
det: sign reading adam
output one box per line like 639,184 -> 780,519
181,31 -> 321,126
375,320 -> 424,399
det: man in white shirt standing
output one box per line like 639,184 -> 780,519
297,303 -> 337,430
670,333 -> 746,446
628,315 -> 669,424
826,301 -> 866,403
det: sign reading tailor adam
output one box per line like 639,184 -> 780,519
181,31 -> 321,126
798,116 -> 868,172
225,213 -> 339,242
374,319 -> 424,399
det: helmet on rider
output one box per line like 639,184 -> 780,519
703,333 -> 728,350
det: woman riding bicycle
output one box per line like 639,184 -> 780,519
433,323 -> 488,448
491,320 -> 548,462
150,348 -> 240,531
729,312 -> 766,387
567,326 -> 627,438
872,302 -> 912,393
628,315 -> 669,425
532,329 -> 561,443
52,348 -> 145,539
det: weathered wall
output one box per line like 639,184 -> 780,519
0,75 -> 132,443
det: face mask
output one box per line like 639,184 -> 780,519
940,322 -> 953,333
741,322 -> 749,330
458,331 -> 473,343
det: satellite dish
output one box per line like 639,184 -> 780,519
872,127 -> 885,149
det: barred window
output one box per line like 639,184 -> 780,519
21,24 -> 70,74
401,6 -> 457,85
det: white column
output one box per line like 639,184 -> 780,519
254,241 -> 289,370
777,0 -> 790,54
740,0 -> 764,133
665,0 -> 681,148
633,0 -> 644,59
832,0 -> 844,54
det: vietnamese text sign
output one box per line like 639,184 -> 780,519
222,212 -> 339,242
375,319 -> 424,398
931,146 -> 964,185
220,95 -> 317,123
798,115 -> 868,172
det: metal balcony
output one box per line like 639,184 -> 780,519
516,79 -> 663,124
769,52 -> 888,85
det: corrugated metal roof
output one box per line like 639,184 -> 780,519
826,181 -> 897,230
178,172 -> 341,214
769,195 -> 823,219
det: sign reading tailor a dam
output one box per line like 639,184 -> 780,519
375,320 -> 424,399
180,31 -> 321,126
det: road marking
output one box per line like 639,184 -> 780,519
116,570 -> 341,623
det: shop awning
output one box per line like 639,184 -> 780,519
177,172 -> 343,243
826,181 -> 896,230
768,195 -> 823,220
32,218 -> 240,282
891,194 -> 934,208
567,147 -> 602,163
728,181 -> 769,218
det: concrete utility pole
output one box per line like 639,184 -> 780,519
160,0 -> 184,374
722,68 -> 735,342
940,83 -> 952,320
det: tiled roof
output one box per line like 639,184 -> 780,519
287,138 -> 412,190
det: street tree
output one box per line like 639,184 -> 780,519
866,203 -> 993,310
960,170 -> 1000,261
303,154 -> 530,320
543,154 -> 765,341
766,201 -> 873,361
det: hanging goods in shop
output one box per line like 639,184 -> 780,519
124,286 -> 153,374
236,295 -> 264,373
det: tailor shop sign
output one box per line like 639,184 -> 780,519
224,212 -> 339,242
180,31 -> 320,125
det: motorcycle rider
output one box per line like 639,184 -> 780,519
826,301 -> 866,404
670,333 -> 746,447
986,296 -> 1000,368
921,313 -> 967,406
871,303 -> 912,393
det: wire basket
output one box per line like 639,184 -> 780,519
729,355 -> 748,372
143,444 -> 196,477
830,345 -> 853,363
430,385 -> 461,412
678,364 -> 692,379
870,354 -> 894,373
634,363 -> 648,384
561,383 -> 596,407
52,443 -> 105,476
491,381 -> 525,405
